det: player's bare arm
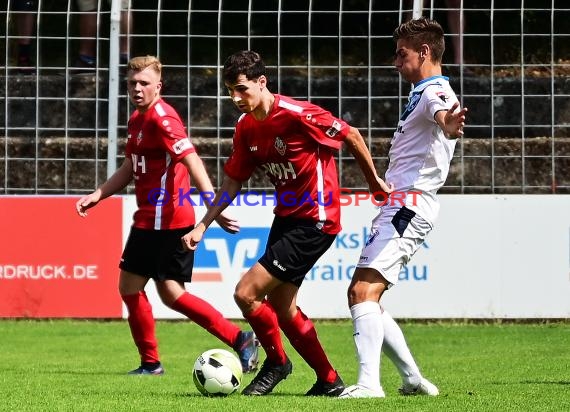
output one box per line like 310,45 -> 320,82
75,158 -> 133,217
344,126 -> 394,195
182,152 -> 239,233
436,101 -> 468,139
181,175 -> 243,250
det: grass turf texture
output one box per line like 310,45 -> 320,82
1,319 -> 568,411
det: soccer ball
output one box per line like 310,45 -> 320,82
193,349 -> 243,396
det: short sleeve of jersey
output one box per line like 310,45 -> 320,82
224,117 -> 257,182
424,83 -> 459,122
156,113 -> 195,161
296,103 -> 349,150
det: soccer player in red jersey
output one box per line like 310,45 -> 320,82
182,50 -> 393,396
75,55 -> 259,376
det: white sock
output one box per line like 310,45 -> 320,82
381,309 -> 422,387
350,301 -> 383,393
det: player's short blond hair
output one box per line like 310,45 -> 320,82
127,55 -> 162,77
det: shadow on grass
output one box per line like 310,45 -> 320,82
520,380 -> 570,386
491,380 -> 570,386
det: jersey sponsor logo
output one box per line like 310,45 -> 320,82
274,137 -> 286,156
172,138 -> 193,154
193,227 -> 269,282
261,161 -> 297,181
136,131 -> 143,145
325,120 -> 342,137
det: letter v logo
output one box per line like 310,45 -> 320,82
193,228 -> 268,282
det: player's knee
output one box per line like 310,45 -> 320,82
347,281 -> 377,306
347,286 -> 362,307
233,288 -> 253,312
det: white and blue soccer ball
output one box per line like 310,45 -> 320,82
193,349 -> 243,396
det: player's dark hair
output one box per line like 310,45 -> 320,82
223,50 -> 266,84
393,17 -> 445,63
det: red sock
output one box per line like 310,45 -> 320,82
245,300 -> 287,365
280,308 -> 337,382
171,292 -> 240,347
121,291 -> 160,364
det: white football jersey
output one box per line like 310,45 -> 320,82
385,75 -> 459,226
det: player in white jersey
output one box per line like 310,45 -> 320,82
340,17 -> 467,398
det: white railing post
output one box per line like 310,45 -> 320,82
107,0 -> 121,178
412,0 -> 423,19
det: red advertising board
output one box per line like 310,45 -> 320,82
0,196 -> 123,318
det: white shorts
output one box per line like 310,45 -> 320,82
76,0 -> 129,11
357,206 -> 432,285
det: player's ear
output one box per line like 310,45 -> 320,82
258,75 -> 267,89
419,44 -> 429,59
156,81 -> 163,94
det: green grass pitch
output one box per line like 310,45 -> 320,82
1,319 -> 568,411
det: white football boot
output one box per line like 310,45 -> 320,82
339,384 -> 386,398
399,378 -> 439,396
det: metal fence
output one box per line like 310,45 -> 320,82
1,0 -> 569,194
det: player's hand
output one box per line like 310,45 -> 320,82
444,102 -> 468,138
182,224 -> 205,251
370,177 -> 395,201
75,191 -> 101,217
215,211 -> 240,234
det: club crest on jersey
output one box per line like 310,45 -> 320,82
274,137 -> 286,156
326,120 -> 342,137
400,91 -> 423,121
136,131 -> 143,145
407,93 -> 421,111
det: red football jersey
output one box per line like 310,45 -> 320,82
126,99 -> 196,230
224,94 -> 348,234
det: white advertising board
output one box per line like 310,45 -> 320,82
122,195 -> 570,319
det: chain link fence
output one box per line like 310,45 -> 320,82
1,0 -> 569,194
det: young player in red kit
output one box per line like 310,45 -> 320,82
75,55 -> 258,375
182,50 -> 393,396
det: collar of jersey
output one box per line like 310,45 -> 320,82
415,75 -> 448,86
413,75 -> 449,91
